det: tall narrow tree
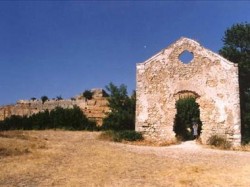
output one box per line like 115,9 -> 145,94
102,83 -> 135,131
219,22 -> 250,142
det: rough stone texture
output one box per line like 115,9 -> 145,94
136,37 -> 241,146
0,89 -> 110,126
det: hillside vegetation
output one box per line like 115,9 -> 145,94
0,106 -> 97,131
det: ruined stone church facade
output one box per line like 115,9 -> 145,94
136,37 -> 241,145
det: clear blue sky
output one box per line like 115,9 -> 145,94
0,1 -> 249,105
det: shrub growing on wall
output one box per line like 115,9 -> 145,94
83,90 -> 93,100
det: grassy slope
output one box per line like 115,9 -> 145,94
0,130 -> 250,186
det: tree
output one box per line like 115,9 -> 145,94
102,83 -> 135,131
30,97 -> 36,101
173,97 -> 202,141
56,95 -> 63,101
83,90 -> 93,100
41,96 -> 49,104
219,22 -> 250,142
0,106 -> 97,131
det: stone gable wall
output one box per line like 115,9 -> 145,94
136,37 -> 241,145
0,89 -> 110,126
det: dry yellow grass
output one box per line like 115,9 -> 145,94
0,130 -> 250,186
0,131 -> 47,157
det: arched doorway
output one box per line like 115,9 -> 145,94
173,91 -> 202,141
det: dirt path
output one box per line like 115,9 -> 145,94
0,131 -> 250,186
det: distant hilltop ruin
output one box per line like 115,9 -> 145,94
0,88 -> 110,126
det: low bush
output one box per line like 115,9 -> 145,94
83,90 -> 93,100
99,130 -> 143,142
115,130 -> 143,141
232,145 -> 250,152
98,130 -> 115,141
0,106 -> 97,131
207,135 -> 232,149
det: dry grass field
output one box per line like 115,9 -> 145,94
0,130 -> 250,187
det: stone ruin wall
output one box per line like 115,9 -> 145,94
0,89 -> 110,126
136,37 -> 241,146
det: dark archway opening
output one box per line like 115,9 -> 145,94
173,97 -> 202,141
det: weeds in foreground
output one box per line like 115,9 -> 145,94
232,145 -> 250,152
207,135 -> 232,150
99,130 -> 143,142
0,131 -> 47,157
99,130 -> 181,146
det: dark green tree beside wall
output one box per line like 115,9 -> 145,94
219,22 -> 250,142
173,97 -> 201,140
102,83 -> 135,131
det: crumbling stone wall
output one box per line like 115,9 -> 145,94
0,89 -> 110,126
136,37 -> 241,145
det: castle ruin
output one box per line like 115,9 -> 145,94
0,89 -> 110,126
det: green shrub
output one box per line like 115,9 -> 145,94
99,130 -> 143,142
102,83 -> 135,131
173,97 -> 202,141
116,130 -> 143,141
0,106 -> 97,131
242,112 -> 250,144
41,95 -> 49,104
83,90 -> 93,100
208,135 -> 232,149
98,130 -> 115,141
56,96 -> 63,100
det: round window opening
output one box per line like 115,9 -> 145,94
179,50 -> 194,64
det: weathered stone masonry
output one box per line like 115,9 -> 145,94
136,37 -> 241,145
0,89 -> 110,126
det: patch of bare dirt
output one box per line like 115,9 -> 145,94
0,130 -> 250,186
